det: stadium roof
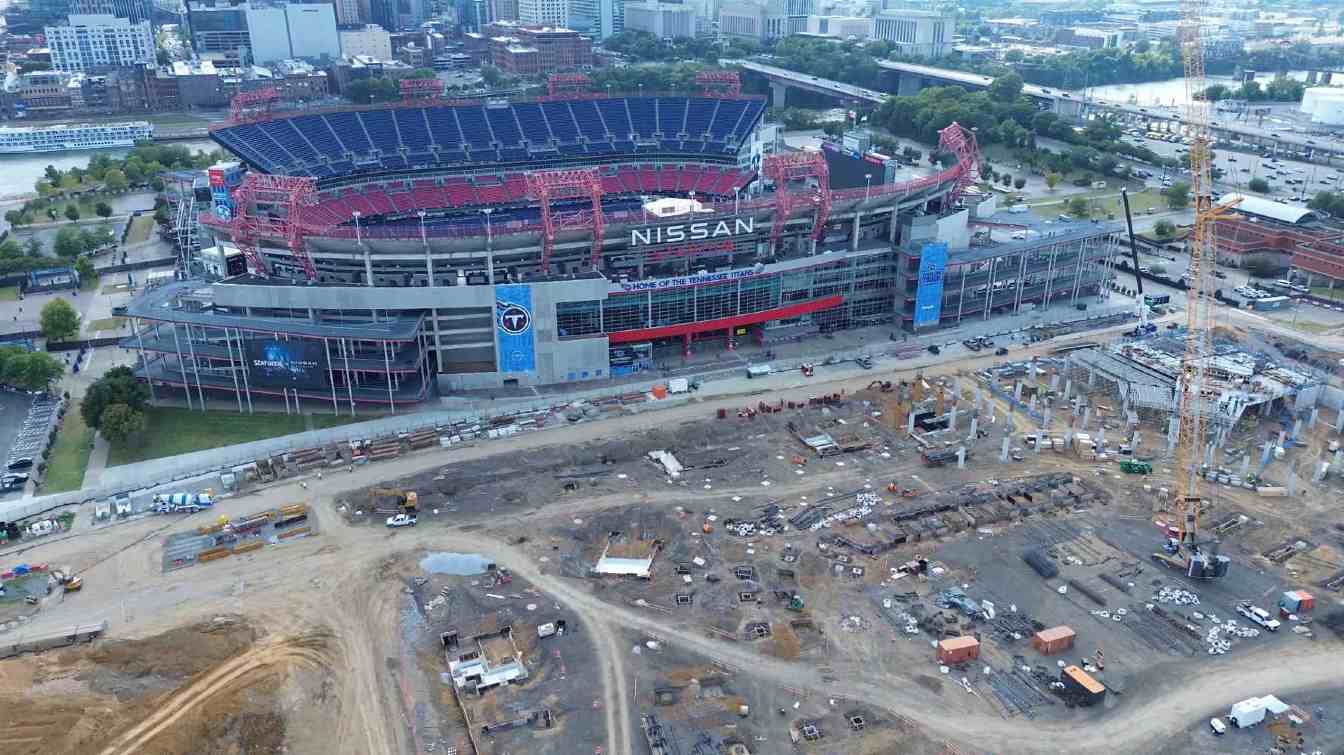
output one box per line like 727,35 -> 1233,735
1220,193 -> 1318,225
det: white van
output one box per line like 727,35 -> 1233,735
1209,718 -> 1226,735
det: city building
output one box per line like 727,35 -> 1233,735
517,0 -> 566,26
718,0 -> 786,41
803,14 -> 872,39
187,3 -> 252,60
172,59 -> 229,107
45,14 -> 155,73
623,0 -> 695,39
1302,87 -> 1344,126
490,0 -> 519,21
333,0 -> 361,23
69,0 -> 152,23
284,3 -> 342,60
2,70 -> 73,115
340,24 -> 394,59
481,24 -> 594,74
189,2 -> 341,65
872,8 -> 951,58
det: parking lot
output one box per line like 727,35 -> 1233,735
0,391 -> 61,496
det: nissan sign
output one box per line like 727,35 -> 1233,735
630,217 -> 754,247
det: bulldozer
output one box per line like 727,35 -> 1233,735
52,570 -> 82,593
370,487 -> 418,514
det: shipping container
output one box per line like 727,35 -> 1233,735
937,636 -> 980,664
1032,625 -> 1076,655
1061,665 -> 1106,706
1279,590 -> 1315,614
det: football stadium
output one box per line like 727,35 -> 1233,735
123,74 -> 1122,411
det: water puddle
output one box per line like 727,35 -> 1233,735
419,552 -> 494,575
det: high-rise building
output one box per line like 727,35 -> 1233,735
70,0 -> 153,23
340,24 -> 393,57
188,2 -> 342,64
188,3 -> 252,57
623,0 -> 694,39
872,8 -> 951,58
46,14 -> 155,72
518,0 -> 566,27
333,0 -> 362,24
369,0 -> 398,30
567,0 -> 598,34
490,0 -> 517,21
718,0 -> 787,40
397,0 -> 427,30
285,3 -> 341,59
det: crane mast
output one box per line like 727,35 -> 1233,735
1174,0 -> 1217,545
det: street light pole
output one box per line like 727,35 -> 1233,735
482,208 -> 494,282
864,173 -> 871,202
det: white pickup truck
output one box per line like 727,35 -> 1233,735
1235,600 -> 1280,632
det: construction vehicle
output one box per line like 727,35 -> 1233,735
1120,460 -> 1152,475
153,491 -> 214,514
921,448 -> 966,467
370,487 -> 418,514
785,594 -> 805,611
886,482 -> 919,497
800,362 -> 815,377
867,380 -> 894,392
51,570 -> 82,593
855,354 -> 873,369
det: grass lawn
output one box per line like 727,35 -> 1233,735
43,409 -> 94,493
84,316 -> 126,333
80,273 -> 100,292
1310,286 -> 1343,300
0,286 -> 18,302
107,407 -> 362,467
125,214 -> 155,245
144,113 -> 214,127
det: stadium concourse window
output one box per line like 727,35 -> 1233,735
601,298 -> 649,332
555,300 -> 602,338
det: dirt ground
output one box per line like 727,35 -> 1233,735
0,617 -> 332,755
2,329 -> 1342,755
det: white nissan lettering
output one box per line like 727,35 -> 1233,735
630,217 -> 754,246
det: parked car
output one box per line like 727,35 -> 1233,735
7,458 -> 33,471
386,514 -> 418,528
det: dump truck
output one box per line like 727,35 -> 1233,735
153,492 -> 215,514
1120,460 -> 1152,475
370,487 -> 418,514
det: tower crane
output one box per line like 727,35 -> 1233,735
1159,0 -> 1236,580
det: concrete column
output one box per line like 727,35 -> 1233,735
1050,373 -> 1060,392
1167,417 -> 1179,451
1293,418 -> 1303,438
1287,471 -> 1298,497
1001,436 -> 1010,462
949,405 -> 958,430
1097,427 -> 1106,446
969,417 -> 978,440
1083,407 -> 1091,429
1334,449 -> 1342,469
1029,395 -> 1038,413
1064,379 -> 1072,401
907,411 -> 916,434
770,81 -> 788,106
726,328 -> 736,351
1336,410 -> 1344,433
956,447 -> 966,469
851,211 -> 862,251
1278,430 -> 1288,447
1014,382 -> 1023,401
1042,408 -> 1051,429
1262,441 -> 1275,469
1240,455 -> 1251,477
1310,408 -> 1319,428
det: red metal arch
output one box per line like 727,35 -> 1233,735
763,150 -> 832,249
525,168 -> 605,273
229,88 -> 280,124
229,174 -> 320,280
937,122 -> 982,208
697,70 -> 742,98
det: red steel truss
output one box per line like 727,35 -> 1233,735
547,73 -> 594,98
229,174 -> 320,280
400,78 -> 444,101
763,150 -> 831,249
525,168 -> 605,273
229,88 -> 280,123
696,70 -> 742,98
937,122 -> 982,208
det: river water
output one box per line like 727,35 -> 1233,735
1083,70 -> 1321,107
0,138 -> 218,202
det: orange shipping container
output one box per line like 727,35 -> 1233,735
1032,625 -> 1076,655
937,636 -> 980,664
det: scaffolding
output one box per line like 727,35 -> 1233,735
546,72 -> 594,98
696,70 -> 742,98
763,150 -> 831,250
400,78 -> 444,102
936,122 -> 982,209
229,174 -> 320,280
229,87 -> 280,123
525,168 -> 605,273
172,181 -> 199,276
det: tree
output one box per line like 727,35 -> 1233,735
1248,177 -> 1270,193
64,205 -> 80,222
1067,196 -> 1090,217
81,366 -> 150,428
1163,181 -> 1191,209
54,226 -> 84,258
75,255 -> 96,281
1014,177 -> 1026,189
44,165 -> 61,183
988,71 -> 1024,102
1,351 -> 63,392
39,298 -> 80,341
4,210 -> 20,226
99,403 -> 146,444
1154,220 -> 1176,238
1045,172 -> 1061,191
103,168 -> 128,191
24,237 -> 42,258
95,201 -> 112,218
60,173 -> 81,191
481,65 -> 507,88
0,239 -> 20,258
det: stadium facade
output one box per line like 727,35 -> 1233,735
125,79 -> 1121,411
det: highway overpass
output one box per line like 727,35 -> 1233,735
726,59 -> 885,106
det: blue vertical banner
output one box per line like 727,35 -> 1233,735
913,242 -> 948,328
495,284 -> 537,373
